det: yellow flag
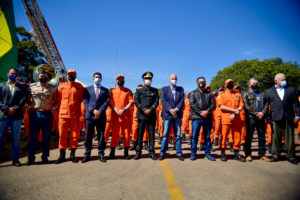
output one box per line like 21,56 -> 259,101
0,8 -> 12,58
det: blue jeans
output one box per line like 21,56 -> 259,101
191,119 -> 212,156
160,118 -> 182,156
28,111 -> 52,161
0,117 -> 22,161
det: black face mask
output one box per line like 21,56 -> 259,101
39,77 -> 48,83
226,83 -> 234,89
117,80 -> 124,86
251,84 -> 259,90
198,81 -> 206,88
68,75 -> 76,81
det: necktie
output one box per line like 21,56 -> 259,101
96,87 -> 100,99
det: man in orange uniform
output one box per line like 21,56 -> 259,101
108,75 -> 134,160
219,79 -> 245,162
78,101 -> 87,139
181,92 -> 191,143
104,106 -> 112,142
55,70 -> 84,164
234,85 -> 246,151
213,88 -> 224,146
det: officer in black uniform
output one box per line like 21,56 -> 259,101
134,72 -> 159,160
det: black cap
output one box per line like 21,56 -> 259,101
142,72 -> 153,79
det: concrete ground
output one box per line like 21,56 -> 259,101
0,130 -> 299,200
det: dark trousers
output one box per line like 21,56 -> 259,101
272,119 -> 295,159
84,118 -> 106,157
28,110 -> 52,161
245,118 -> 266,157
136,119 -> 155,156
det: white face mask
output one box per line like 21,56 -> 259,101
170,79 -> 177,86
144,79 -> 152,86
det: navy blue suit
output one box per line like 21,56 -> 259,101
160,86 -> 184,120
160,85 -> 184,157
83,85 -> 110,157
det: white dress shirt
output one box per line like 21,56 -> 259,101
275,85 -> 284,101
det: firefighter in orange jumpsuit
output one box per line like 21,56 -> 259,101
104,106 -> 112,143
219,79 -> 245,162
78,101 -> 87,139
233,85 -> 246,151
213,88 -> 224,147
181,92 -> 191,143
108,75 -> 134,160
55,69 -> 84,164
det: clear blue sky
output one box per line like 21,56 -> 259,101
13,0 -> 300,92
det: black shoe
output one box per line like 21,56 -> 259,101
124,147 -> 130,160
12,160 -> 22,167
214,138 -> 219,146
81,156 -> 90,163
99,156 -> 106,163
55,149 -> 66,164
70,148 -> 78,163
199,143 -> 204,151
159,155 -> 165,160
182,134 -> 186,142
287,158 -> 298,165
150,154 -> 157,160
134,154 -> 141,160
158,137 -> 162,145
129,142 -> 136,151
26,160 -> 35,165
271,157 -> 280,162
41,158 -> 49,164
177,155 -> 184,161
221,150 -> 227,162
108,147 -> 116,160
234,150 -> 245,162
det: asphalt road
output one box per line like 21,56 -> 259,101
0,132 -> 299,200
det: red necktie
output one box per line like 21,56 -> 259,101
96,87 -> 100,99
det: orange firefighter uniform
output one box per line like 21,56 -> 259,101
219,85 -> 244,151
57,78 -> 84,151
109,83 -> 134,148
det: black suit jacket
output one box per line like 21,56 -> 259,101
83,85 -> 110,120
134,86 -> 159,120
264,86 -> 300,122
0,82 -> 28,120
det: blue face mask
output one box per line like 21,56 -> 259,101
94,78 -> 102,85
8,74 -> 17,81
280,80 -> 287,88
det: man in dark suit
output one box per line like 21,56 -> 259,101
264,73 -> 300,164
159,74 -> 184,161
134,72 -> 159,160
0,68 -> 28,166
82,72 -> 110,163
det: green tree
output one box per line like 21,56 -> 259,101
210,58 -> 300,91
16,26 -> 47,82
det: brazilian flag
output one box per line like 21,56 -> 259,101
0,0 -> 17,82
